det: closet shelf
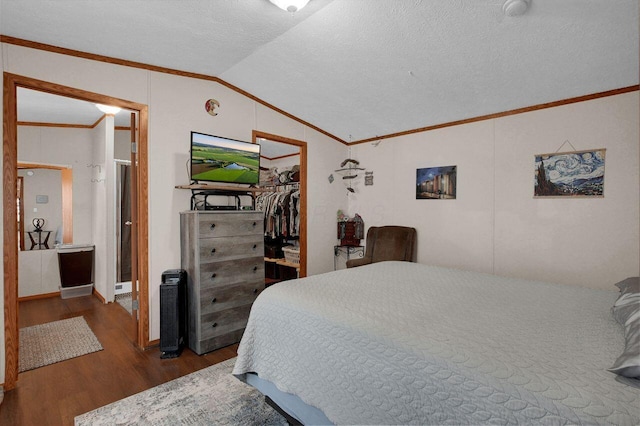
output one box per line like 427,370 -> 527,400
265,257 -> 300,269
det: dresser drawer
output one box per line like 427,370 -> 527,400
200,257 -> 264,288
194,329 -> 246,355
199,303 -> 253,339
200,281 -> 263,315
197,214 -> 262,238
198,235 -> 263,261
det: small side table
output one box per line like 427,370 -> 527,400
27,230 -> 52,250
334,245 -> 364,270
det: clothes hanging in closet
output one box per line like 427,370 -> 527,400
256,189 -> 300,239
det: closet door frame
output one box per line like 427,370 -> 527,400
252,130 -> 307,277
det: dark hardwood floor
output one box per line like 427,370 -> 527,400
0,294 -> 238,426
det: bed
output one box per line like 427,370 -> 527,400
233,261 -> 640,425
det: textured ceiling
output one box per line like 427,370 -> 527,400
2,0 -> 638,143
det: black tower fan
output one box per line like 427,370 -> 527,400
160,269 -> 187,358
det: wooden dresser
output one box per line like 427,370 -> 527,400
180,210 -> 265,355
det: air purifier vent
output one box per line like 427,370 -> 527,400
160,269 -> 187,358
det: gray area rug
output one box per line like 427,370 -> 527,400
19,316 -> 103,372
75,357 -> 286,425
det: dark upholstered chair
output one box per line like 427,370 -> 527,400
346,226 -> 417,268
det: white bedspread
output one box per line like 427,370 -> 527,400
233,261 -> 640,425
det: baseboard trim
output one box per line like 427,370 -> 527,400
93,288 -> 106,304
18,292 -> 60,302
145,339 -> 160,350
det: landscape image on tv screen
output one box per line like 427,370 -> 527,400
191,133 -> 260,184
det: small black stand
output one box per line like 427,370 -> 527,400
190,189 -> 256,211
27,230 -> 52,250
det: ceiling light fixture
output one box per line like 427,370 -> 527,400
269,0 -> 310,13
503,0 -> 531,17
95,104 -> 122,115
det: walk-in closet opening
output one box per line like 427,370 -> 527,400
253,131 -> 307,281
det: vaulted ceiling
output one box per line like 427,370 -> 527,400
2,0 -> 638,143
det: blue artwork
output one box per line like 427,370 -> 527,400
534,149 -> 605,197
416,165 -> 457,199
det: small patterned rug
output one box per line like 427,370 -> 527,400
75,357 -> 286,425
19,316 -> 103,372
115,292 -> 133,315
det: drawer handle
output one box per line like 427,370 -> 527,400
212,322 -> 218,328
211,248 -> 216,254
252,221 -> 257,227
252,244 -> 257,250
211,297 -> 217,304
210,223 -> 216,230
211,273 -> 217,279
253,266 -> 258,272
253,288 -> 258,294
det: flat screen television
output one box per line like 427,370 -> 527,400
190,132 -> 260,185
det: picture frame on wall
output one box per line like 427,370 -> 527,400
534,149 -> 606,198
416,165 -> 457,199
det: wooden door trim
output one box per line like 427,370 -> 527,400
2,72 -> 150,390
129,112 -> 139,343
252,130 -> 307,278
17,176 -> 24,251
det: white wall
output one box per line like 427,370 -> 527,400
263,155 -> 300,171
18,168 -> 62,244
90,117 -> 117,301
16,124 -> 134,300
17,126 -> 94,244
16,126 -> 96,299
114,129 -> 131,161
493,93 -> 639,287
350,92 -> 639,290
1,43 -> 347,351
19,124 -> 130,301
16,168 -> 62,298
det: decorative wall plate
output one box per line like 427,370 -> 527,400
205,98 -> 220,116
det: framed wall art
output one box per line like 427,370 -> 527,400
534,149 -> 605,197
416,165 -> 457,199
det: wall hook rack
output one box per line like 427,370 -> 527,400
87,164 -> 102,174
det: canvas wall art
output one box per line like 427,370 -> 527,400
534,149 -> 605,197
416,165 -> 457,199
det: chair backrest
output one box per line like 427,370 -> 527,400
365,226 -> 417,263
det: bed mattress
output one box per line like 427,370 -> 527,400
233,261 -> 640,425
